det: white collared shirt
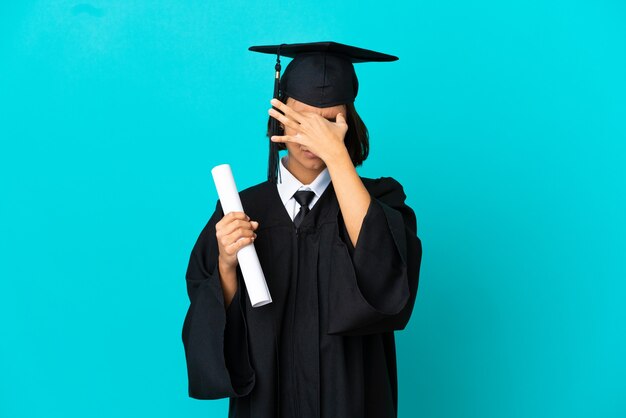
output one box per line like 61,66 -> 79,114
276,155 -> 331,221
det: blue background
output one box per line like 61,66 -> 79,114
1,1 -> 625,417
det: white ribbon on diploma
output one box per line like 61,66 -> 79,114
211,164 -> 272,308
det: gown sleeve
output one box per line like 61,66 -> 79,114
181,200 -> 256,399
328,176 -> 423,336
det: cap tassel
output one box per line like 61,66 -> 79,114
268,44 -> 287,184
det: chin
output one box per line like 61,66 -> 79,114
301,153 -> 325,167
308,161 -> 326,171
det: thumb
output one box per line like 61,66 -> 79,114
336,112 -> 347,125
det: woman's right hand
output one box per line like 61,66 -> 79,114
216,211 -> 259,271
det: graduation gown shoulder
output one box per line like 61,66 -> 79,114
330,175 -> 422,336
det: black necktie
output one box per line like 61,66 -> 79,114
293,190 -> 315,228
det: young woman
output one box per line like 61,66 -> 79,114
182,41 -> 423,418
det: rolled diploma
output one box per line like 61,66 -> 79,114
211,164 -> 272,308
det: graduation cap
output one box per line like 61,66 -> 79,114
248,41 -> 399,183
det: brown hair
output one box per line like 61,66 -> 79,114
266,94 -> 370,182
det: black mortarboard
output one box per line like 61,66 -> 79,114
248,41 -> 399,183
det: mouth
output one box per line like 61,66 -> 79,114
302,149 -> 318,158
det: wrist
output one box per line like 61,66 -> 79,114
218,254 -> 237,273
324,145 -> 352,169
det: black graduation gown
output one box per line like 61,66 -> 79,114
182,176 -> 422,418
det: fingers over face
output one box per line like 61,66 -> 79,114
270,98 -> 304,123
269,108 -> 300,130
270,135 -> 298,143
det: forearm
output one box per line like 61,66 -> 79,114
326,149 -> 371,248
218,256 -> 238,309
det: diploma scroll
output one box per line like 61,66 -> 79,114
211,164 -> 272,308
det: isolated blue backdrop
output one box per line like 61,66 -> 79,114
1,1 -> 624,417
